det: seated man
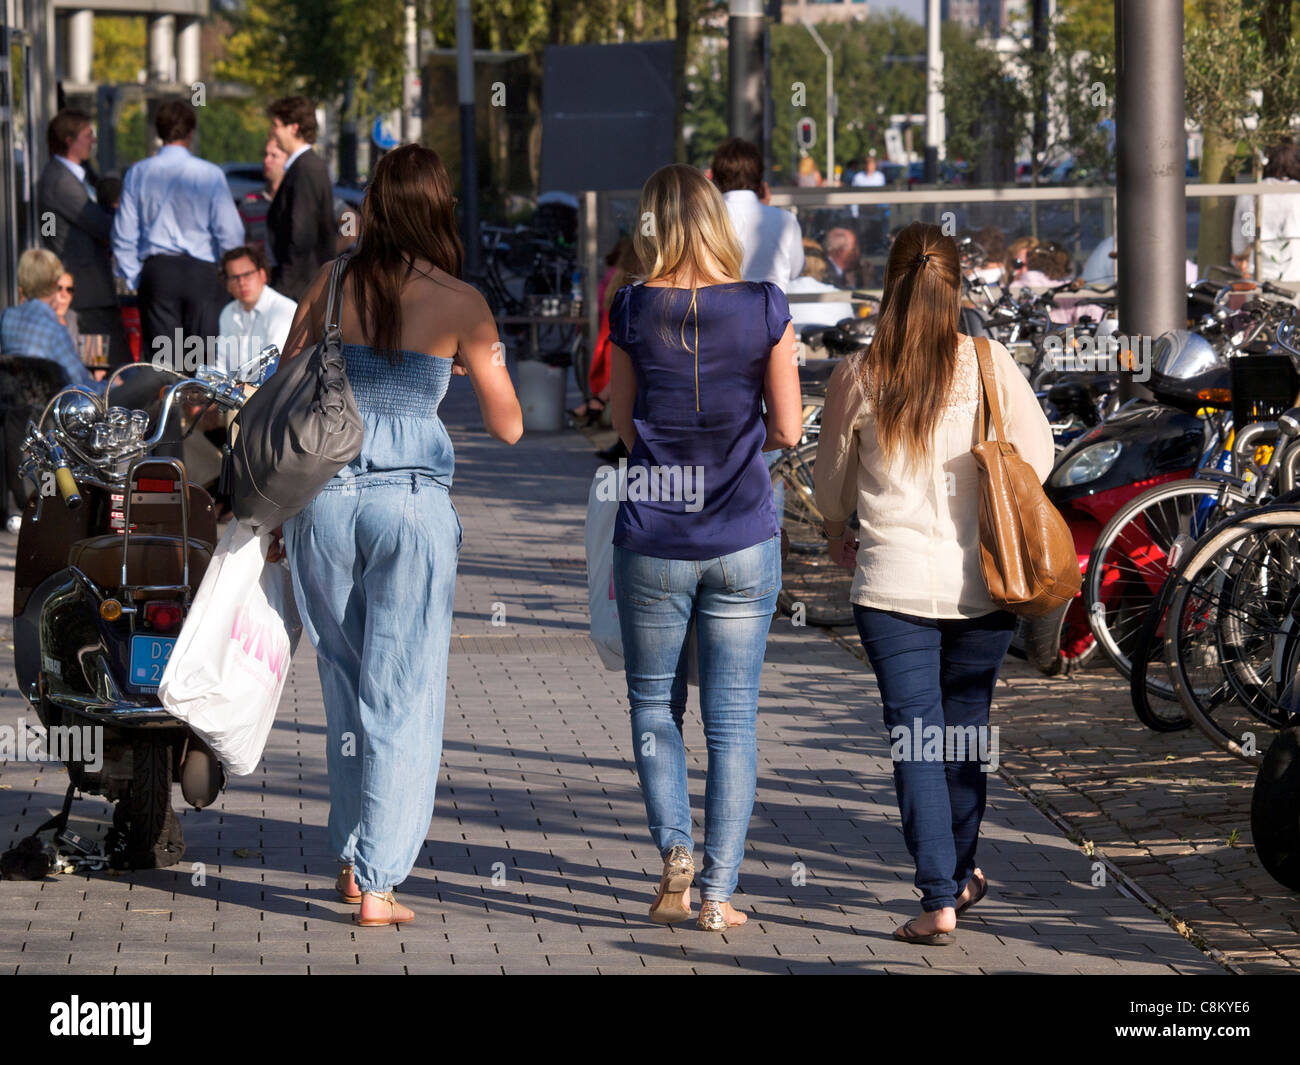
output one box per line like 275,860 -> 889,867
786,243 -> 855,330
0,249 -> 95,387
215,244 -> 297,380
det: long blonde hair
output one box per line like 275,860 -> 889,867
860,221 -> 961,469
633,163 -> 744,358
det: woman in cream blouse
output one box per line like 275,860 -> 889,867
814,222 -> 1053,946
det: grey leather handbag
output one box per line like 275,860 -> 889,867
229,254 -> 364,531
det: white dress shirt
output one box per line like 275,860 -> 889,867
283,144 -> 311,174
784,275 -> 854,329
216,285 -> 298,374
55,154 -> 97,200
814,336 -> 1055,618
1232,178 -> 1300,282
722,189 -> 805,292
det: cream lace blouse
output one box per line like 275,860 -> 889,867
812,335 -> 1055,619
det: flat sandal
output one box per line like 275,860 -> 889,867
336,863 -> 362,904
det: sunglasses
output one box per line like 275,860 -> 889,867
57,283 -> 74,293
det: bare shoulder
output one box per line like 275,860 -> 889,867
433,273 -> 494,329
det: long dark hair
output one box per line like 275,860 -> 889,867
349,144 -> 464,363
859,221 -> 961,469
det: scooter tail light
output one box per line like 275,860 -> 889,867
143,600 -> 184,633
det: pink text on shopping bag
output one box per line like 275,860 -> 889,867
230,605 -> 291,682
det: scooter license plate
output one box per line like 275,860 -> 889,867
129,635 -> 176,688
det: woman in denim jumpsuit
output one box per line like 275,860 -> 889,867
273,145 -> 522,927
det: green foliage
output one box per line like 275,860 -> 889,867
1185,0 -> 1300,170
941,24 -> 1028,176
197,98 -> 271,163
683,34 -> 728,171
768,12 -> 927,180
92,16 -> 147,84
215,0 -> 406,119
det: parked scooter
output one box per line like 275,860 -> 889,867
11,350 -> 275,869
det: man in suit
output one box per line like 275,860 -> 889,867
38,109 -> 131,368
266,96 -> 336,301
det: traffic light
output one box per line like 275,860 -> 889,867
796,116 -> 816,150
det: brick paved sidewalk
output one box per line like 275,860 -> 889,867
0,380 -> 1221,973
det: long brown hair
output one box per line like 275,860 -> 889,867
859,221 -> 961,468
350,143 -> 464,364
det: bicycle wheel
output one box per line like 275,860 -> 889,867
772,440 -> 856,627
1086,478 -> 1247,683
1127,570 -> 1192,731
1165,508 -> 1300,764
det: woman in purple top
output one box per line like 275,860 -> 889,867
608,164 -> 802,931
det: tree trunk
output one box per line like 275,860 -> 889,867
1196,125 -> 1238,276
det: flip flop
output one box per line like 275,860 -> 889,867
893,918 -> 954,946
956,870 -> 988,916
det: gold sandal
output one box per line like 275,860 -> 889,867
336,863 -> 361,904
355,891 -> 414,927
648,845 -> 694,924
697,900 -> 729,932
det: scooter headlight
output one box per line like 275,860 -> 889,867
1051,440 -> 1123,488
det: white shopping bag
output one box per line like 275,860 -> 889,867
584,465 -> 697,684
158,521 -> 303,775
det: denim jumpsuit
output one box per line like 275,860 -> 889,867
282,344 -> 462,895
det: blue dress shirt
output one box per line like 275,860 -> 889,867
111,144 -> 245,290
0,299 -> 95,386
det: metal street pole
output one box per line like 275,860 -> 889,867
455,0 -> 480,272
802,20 -> 834,185
727,0 -> 764,145
1115,0 -> 1185,400
924,0 -> 942,185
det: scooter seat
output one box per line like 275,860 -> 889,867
68,534 -> 212,593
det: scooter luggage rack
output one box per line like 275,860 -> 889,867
117,456 -> 194,606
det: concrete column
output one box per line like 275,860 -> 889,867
67,9 -> 94,85
1115,0 -> 1185,399
148,14 -> 176,83
176,17 -> 200,85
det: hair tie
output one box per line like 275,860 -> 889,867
915,252 -> 931,267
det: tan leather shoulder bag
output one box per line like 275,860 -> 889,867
971,336 -> 1081,616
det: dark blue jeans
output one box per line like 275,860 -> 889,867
853,605 -> 1015,911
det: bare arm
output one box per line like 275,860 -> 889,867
610,344 -> 636,451
458,290 -> 522,444
277,261 -> 333,365
762,321 -> 802,451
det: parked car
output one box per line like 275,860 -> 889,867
221,161 -> 265,203
222,162 -> 367,224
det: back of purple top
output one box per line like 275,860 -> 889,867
606,280 -> 791,561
